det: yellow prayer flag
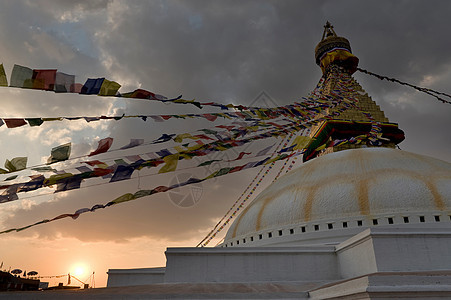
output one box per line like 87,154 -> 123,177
111,193 -> 136,205
98,79 -> 121,96
174,133 -> 194,143
264,156 -> 280,165
158,154 -> 180,174
174,146 -> 185,153
187,144 -> 203,151
0,64 -> 7,86
315,143 -> 327,151
292,136 -> 312,151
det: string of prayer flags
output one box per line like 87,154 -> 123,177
89,137 -> 113,156
0,122 -> 296,201
47,143 -> 71,164
0,150 -> 297,235
0,64 -> 7,86
200,136 -> 292,246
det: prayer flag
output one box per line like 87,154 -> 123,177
98,79 -> 121,96
291,136 -> 312,150
256,144 -> 274,156
47,143 -> 71,164
109,193 -> 135,205
80,78 -> 105,94
55,175 -> 83,192
4,118 -> 27,128
89,137 -> 113,156
156,149 -> 172,157
120,139 -> 144,149
152,134 -> 175,143
26,118 -> 44,127
229,152 -> 251,161
158,154 -> 180,173
0,64 -> 7,86
174,133 -> 195,143
10,64 -> 33,88
123,89 -> 156,99
82,160 -> 108,168
4,157 -> 27,172
149,116 -> 164,122
55,72 -> 75,93
70,83 -> 83,93
110,165 -> 134,182
32,69 -> 57,91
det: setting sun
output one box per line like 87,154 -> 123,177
71,263 -> 87,277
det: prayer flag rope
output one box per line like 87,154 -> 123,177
2,62 -> 365,114
200,132 -> 299,246
0,119 -> 289,176
0,120 -> 306,202
196,138 -> 286,247
0,151 -> 295,235
357,67 -> 451,105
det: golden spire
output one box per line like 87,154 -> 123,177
302,22 -> 405,162
315,21 -> 358,74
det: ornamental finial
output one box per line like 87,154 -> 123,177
315,22 -> 358,73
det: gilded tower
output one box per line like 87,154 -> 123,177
303,22 -> 404,161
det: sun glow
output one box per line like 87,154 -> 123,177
71,263 -> 87,277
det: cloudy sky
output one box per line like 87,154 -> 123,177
0,0 -> 450,287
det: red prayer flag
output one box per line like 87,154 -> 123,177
32,69 -> 57,91
93,168 -> 113,176
202,114 -> 218,122
89,137 -> 114,156
70,83 -> 83,93
130,89 -> 156,99
82,160 -> 105,166
154,186 -> 170,193
4,119 -> 27,128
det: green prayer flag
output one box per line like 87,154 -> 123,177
10,64 -> 33,88
48,143 -> 71,164
4,157 -> 27,172
26,118 -> 44,127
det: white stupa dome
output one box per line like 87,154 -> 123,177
223,148 -> 451,247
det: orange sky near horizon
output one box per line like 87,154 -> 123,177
1,233 -> 206,287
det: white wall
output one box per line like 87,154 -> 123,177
164,246 -> 338,283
